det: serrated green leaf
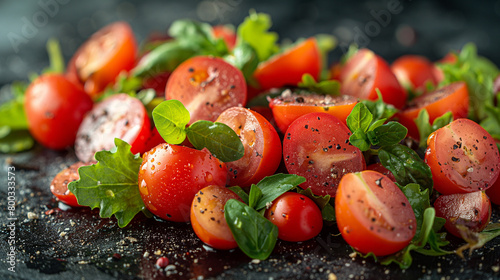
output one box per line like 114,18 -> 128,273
68,138 -> 145,228
186,120 -> 244,162
253,174 -> 306,211
347,103 -> 373,133
152,100 -> 190,144
237,11 -> 279,62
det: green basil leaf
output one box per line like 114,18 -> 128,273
237,11 -> 279,62
379,144 -> 433,192
0,129 -> 34,153
253,174 -> 306,211
248,184 -> 263,209
68,138 -> 145,228
186,120 -> 244,162
228,186 -> 249,205
367,118 -> 387,132
224,41 -> 259,84
169,19 -> 228,56
346,103 -> 373,133
415,109 -> 432,147
367,121 -> 407,147
360,90 -> 398,122
152,100 -> 190,145
224,199 -> 278,260
431,111 -> 453,131
399,183 -> 430,239
349,128 -> 370,152
297,74 -> 341,96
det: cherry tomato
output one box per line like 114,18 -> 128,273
142,72 -> 170,97
329,62 -> 342,81
486,177 -> 500,205
67,22 -> 137,98
339,48 -> 407,109
212,25 -> 237,51
268,91 -> 358,134
165,56 -> 247,124
283,113 -> 365,196
138,143 -> 228,222
50,161 -> 89,207
432,52 -> 458,84
75,94 -> 151,162
397,82 -> 469,140
434,191 -> 491,238
216,107 -> 282,187
254,38 -> 321,90
425,119 -> 500,194
335,171 -> 416,256
190,185 -> 242,249
391,55 -> 437,92
366,163 -> 396,182
24,74 -> 93,150
264,192 -> 323,242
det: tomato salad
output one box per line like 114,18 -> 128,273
2,11 -> 500,269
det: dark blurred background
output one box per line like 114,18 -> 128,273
1,0 -> 500,86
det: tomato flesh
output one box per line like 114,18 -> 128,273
283,113 -> 365,196
165,56 -> 247,124
264,192 -> 323,242
434,191 -> 491,238
335,171 -> 416,256
190,185 -> 242,250
391,55 -> 437,92
138,144 -> 228,222
425,119 -> 500,194
50,161 -> 88,207
216,107 -> 282,187
75,94 -> 151,162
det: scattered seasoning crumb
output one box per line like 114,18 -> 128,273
251,259 -> 261,264
78,260 -> 88,264
143,251 -> 150,258
154,250 -> 162,255
492,266 -> 499,272
59,232 -> 66,237
27,212 -> 38,219
328,273 -> 337,280
70,220 -> 76,227
349,252 -> 357,258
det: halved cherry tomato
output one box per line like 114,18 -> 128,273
335,170 -> 416,256
397,82 -> 469,140
74,94 -> 151,162
138,144 -> 228,222
212,25 -> 237,51
165,56 -> 247,124
340,49 -> 406,108
391,55 -> 437,92
67,22 -> 137,98
366,163 -> 396,182
339,48 -> 406,109
283,113 -> 365,196
425,119 -> 500,194
486,177 -> 500,205
254,38 -> 321,90
216,107 -> 282,187
190,185 -> 242,249
50,161 -> 88,207
24,74 -> 93,150
264,192 -> 323,242
434,191 -> 491,238
268,91 -> 358,134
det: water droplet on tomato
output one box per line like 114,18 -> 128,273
139,180 -> 149,195
205,172 -> 213,183
151,165 -> 155,171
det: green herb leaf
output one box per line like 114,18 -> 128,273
415,109 -> 454,148
367,118 -> 387,131
379,144 -> 433,192
0,129 -> 34,153
224,199 -> 278,260
186,121 -> 244,162
360,90 -> 398,123
296,187 -> 335,222
237,11 -> 279,62
367,121 -> 407,147
152,100 -> 190,144
297,74 -> 341,95
228,186 -> 249,205
456,223 -> 500,258
68,138 -> 145,228
346,103 -> 373,133
248,184 -> 263,209
253,174 -> 306,211
349,128 -> 371,152
43,38 -> 65,74
169,19 -> 228,56
340,44 -> 359,65
224,41 -> 259,84
398,183 -> 430,239
480,104 -> 500,143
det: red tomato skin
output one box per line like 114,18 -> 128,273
269,93 -> 358,134
425,119 -> 500,195
391,55 -> 438,92
50,161 -> 88,207
340,48 -> 407,109
283,113 -> 365,196
216,107 -> 282,187
254,38 -> 321,90
165,56 -> 247,124
434,191 -> 491,238
24,74 -> 93,150
397,82 -> 469,140
486,177 -> 500,205
190,185 -> 242,250
142,72 -> 170,97
138,144 -> 228,222
366,163 -> 396,182
264,192 -> 323,242
67,22 -> 137,98
212,25 -> 237,51
335,171 -> 416,256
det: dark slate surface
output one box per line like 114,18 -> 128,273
1,1 -> 500,279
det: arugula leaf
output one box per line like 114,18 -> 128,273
224,199 -> 278,260
456,223 -> 500,258
296,187 -> 335,222
237,11 -> 279,62
253,174 -> 306,211
152,100 -> 190,144
297,74 -> 341,96
366,121 -> 407,147
378,144 -> 433,192
224,41 -> 259,85
415,109 -> 454,148
228,186 -> 249,205
346,103 -> 373,133
68,139 -> 145,228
